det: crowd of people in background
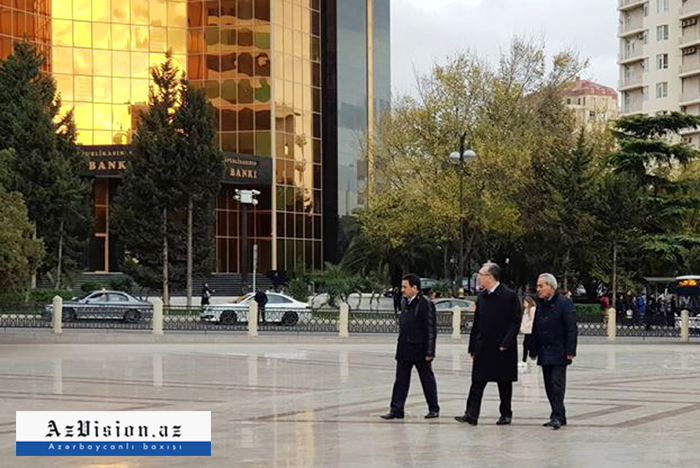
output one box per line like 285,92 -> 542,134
606,292 -> 678,328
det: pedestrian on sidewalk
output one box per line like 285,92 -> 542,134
520,296 -> 536,369
381,274 -> 439,420
201,283 -> 213,307
530,273 -> 578,430
455,262 -> 522,426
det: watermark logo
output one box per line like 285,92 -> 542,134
16,412 -> 211,456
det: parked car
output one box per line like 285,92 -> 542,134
199,292 -> 310,326
42,290 -> 152,323
433,298 -> 475,313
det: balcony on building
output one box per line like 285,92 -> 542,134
680,23 -> 700,48
618,0 -> 647,11
622,99 -> 644,115
680,87 -> 700,106
680,50 -> 700,77
681,0 -> 700,20
618,17 -> 645,37
618,73 -> 645,91
618,46 -> 646,65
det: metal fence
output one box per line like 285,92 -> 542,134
0,302 -> 695,339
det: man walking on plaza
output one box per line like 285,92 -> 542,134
381,274 -> 440,420
455,262 -> 522,426
530,273 -> 578,430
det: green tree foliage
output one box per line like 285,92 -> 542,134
0,188 -> 44,291
113,53 -> 223,303
0,42 -> 91,286
608,112 -> 700,276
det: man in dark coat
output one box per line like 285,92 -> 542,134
530,273 -> 578,430
254,290 -> 268,322
455,262 -> 522,426
381,274 -> 440,420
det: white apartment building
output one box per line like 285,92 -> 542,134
618,0 -> 700,145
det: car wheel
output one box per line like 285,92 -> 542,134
281,311 -> 299,327
220,310 -> 237,325
124,310 -> 141,323
62,308 -> 76,322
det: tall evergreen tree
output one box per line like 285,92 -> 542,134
114,54 -> 224,304
113,53 -> 183,304
174,81 -> 224,307
609,112 -> 700,276
0,42 -> 90,287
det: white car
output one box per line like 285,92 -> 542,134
199,292 -> 310,326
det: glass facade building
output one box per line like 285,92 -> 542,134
0,0 -> 389,276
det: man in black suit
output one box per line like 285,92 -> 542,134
455,262 -> 522,426
381,274 -> 440,420
530,273 -> 577,430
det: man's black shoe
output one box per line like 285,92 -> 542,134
424,412 -> 439,419
496,416 -> 512,425
380,413 -> 404,420
543,419 -> 567,427
454,414 -> 478,425
551,419 -> 562,430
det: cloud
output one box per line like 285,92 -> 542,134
390,0 -> 618,96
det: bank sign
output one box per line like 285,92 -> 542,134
80,145 -> 272,185
16,411 -> 211,456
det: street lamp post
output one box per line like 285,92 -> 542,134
449,134 -> 476,297
234,189 -> 260,293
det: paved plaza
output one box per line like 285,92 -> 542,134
0,336 -> 699,467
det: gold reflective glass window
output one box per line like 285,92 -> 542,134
112,24 -> 131,50
168,1 -> 186,27
93,23 -> 111,49
93,0 -> 111,22
149,26 -> 167,50
168,27 -> 186,54
132,25 -> 149,50
76,131 -> 93,144
112,78 -> 130,103
131,78 -> 149,103
112,51 -> 130,77
55,74 -> 74,102
53,0 -> 73,20
188,28 -> 205,53
111,0 -> 130,23
93,130 -> 113,144
52,19 -> 73,47
53,47 -> 74,74
93,103 -> 112,129
149,0 -> 166,26
73,48 -> 93,75
131,0 -> 149,25
131,52 -> 149,78
93,50 -> 112,76
113,104 -> 130,130
74,102 -> 93,127
73,0 -> 92,21
74,21 -> 92,48
74,75 -> 93,101
173,54 -> 186,73
93,77 -> 112,102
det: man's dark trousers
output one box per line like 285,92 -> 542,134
465,381 -> 512,419
542,365 -> 567,423
390,359 -> 439,416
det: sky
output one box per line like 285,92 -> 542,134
390,0 -> 619,96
